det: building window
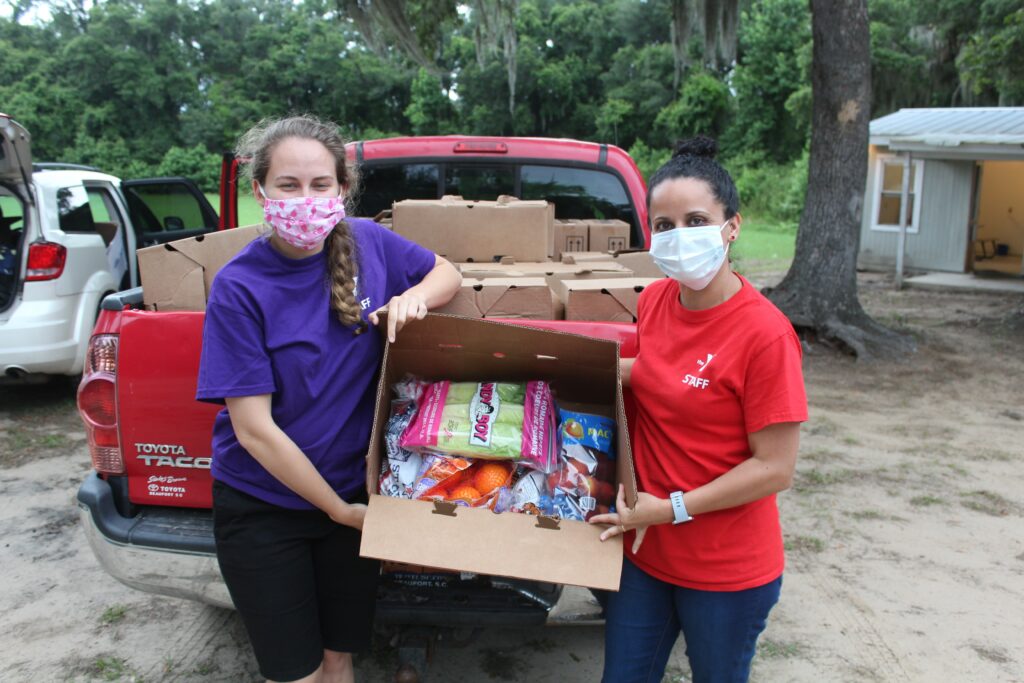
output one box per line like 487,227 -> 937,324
871,155 -> 924,233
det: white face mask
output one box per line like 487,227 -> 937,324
649,220 -> 731,290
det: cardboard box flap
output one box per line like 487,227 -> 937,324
361,496 -> 623,591
459,261 -> 631,279
163,226 -> 263,290
137,224 -> 264,311
387,314 -> 617,400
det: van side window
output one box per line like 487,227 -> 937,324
57,186 -> 96,233
85,187 -> 127,248
520,165 -> 636,232
356,164 -> 439,218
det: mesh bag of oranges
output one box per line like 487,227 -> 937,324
411,456 -> 515,508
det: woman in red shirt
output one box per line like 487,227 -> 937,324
590,136 -> 807,683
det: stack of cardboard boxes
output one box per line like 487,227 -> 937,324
133,196 -> 664,323
391,195 -> 664,323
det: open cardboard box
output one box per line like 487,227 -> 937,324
433,277 -> 562,320
360,314 -> 637,591
137,224 -> 263,311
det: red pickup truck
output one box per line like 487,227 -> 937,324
75,136 -> 649,676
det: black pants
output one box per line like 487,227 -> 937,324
212,480 -> 380,682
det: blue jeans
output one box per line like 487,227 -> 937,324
602,558 -> 782,683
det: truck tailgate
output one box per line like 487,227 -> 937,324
117,309 -> 220,508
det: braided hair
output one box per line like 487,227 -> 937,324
236,115 -> 366,333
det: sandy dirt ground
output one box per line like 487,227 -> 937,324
0,272 -> 1022,683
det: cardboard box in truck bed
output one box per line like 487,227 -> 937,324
553,219 -> 589,260
359,314 -> 637,591
553,278 -> 661,323
392,196 -> 554,263
562,250 -> 665,279
137,225 -> 263,311
433,277 -> 562,319
587,219 -> 631,253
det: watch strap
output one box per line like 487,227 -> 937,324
670,490 -> 693,524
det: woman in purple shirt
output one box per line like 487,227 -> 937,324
196,115 -> 461,683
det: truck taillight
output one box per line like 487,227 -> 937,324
26,241 -> 67,281
77,334 -> 124,475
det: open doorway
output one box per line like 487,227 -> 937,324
972,160 -> 1024,276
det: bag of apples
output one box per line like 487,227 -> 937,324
550,410 -> 617,522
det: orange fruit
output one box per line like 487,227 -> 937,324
474,462 -> 511,494
448,485 -> 481,503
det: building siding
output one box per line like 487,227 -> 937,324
859,148 -> 974,272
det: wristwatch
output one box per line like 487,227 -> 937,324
670,491 -> 693,524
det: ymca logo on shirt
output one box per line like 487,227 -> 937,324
353,276 -> 372,310
682,353 -> 715,390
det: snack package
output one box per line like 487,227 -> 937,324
411,454 -> 474,501
508,469 -> 554,516
550,410 -> 617,522
400,380 -> 558,472
379,399 -> 425,499
379,377 -> 430,499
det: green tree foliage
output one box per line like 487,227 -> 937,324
729,0 -> 813,164
958,0 -> 1024,105
0,0 -> 1018,221
156,145 -> 222,193
405,68 -> 454,134
653,71 -> 732,146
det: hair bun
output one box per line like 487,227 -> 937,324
672,135 -> 718,160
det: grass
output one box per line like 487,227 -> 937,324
758,638 -> 804,659
91,656 -> 132,681
99,604 -> 128,625
205,193 -> 262,227
796,467 -> 854,489
785,535 -> 826,553
849,510 -> 886,521
961,490 -> 1017,517
732,214 -> 797,271
910,495 -> 942,507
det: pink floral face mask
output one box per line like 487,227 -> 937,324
258,184 -> 346,250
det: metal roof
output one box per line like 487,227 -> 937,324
870,108 -> 1024,158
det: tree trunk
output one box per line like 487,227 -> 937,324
764,0 -> 915,360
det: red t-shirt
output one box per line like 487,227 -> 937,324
626,275 -> 808,591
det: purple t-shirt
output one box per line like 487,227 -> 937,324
195,218 -> 435,508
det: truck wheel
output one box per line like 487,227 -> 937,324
394,661 -> 422,683
394,630 -> 432,683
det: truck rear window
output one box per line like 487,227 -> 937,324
358,164 -> 439,218
444,165 -> 515,200
520,165 -> 633,225
354,160 -> 639,243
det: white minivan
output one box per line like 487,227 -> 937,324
0,113 -> 218,382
